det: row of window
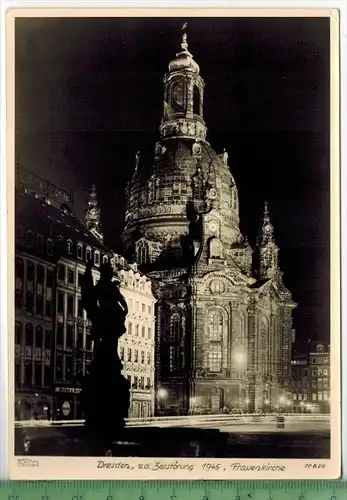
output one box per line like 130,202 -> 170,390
16,259 -> 54,316
18,226 -> 109,265
125,374 -> 152,391
119,346 -> 152,365
127,322 -> 152,340
311,356 -> 329,364
56,324 -> 93,351
293,377 -> 329,390
55,354 -> 92,381
126,298 -> 152,315
293,367 -> 330,377
293,391 -> 330,402
15,322 -> 51,350
312,368 -> 329,377
57,291 -> 84,317
15,361 -> 52,389
18,228 -> 54,257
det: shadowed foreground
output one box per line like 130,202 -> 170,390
15,425 -> 330,459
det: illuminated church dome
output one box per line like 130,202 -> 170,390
123,25 -> 247,270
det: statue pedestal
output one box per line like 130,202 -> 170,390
80,339 -> 130,449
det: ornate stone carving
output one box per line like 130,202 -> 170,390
155,142 -> 167,158
192,140 -> 202,157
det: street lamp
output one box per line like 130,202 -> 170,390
233,349 -> 247,366
157,388 -> 168,400
156,387 -> 169,415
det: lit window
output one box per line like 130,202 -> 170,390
66,240 -> 73,254
207,310 -> 223,372
293,393 -> 297,401
86,247 -> 92,262
137,241 -> 149,265
312,393 -> 317,401
94,251 -> 100,266
318,392 -> 323,401
209,237 -> 222,259
77,244 -> 83,260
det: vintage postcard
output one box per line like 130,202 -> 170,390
5,7 -> 341,480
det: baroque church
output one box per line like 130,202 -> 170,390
122,27 -> 296,415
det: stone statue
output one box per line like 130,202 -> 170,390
223,148 -> 229,165
135,150 -> 140,170
80,260 -> 130,452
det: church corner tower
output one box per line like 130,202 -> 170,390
85,184 -> 104,242
256,201 -> 281,280
122,25 -> 296,416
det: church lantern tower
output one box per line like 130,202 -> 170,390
84,184 -> 104,242
160,24 -> 207,142
257,201 -> 281,280
122,25 -> 296,416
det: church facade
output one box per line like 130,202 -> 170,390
122,28 -> 296,415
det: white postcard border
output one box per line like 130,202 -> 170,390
3,5 -> 342,480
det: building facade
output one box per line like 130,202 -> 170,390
116,256 -> 156,418
291,342 -> 330,413
15,170 -> 156,420
122,28 -> 296,415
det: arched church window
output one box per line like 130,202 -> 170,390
169,312 -> 183,373
193,85 -> 201,115
207,310 -> 223,372
257,317 -> 268,376
137,241 -> 149,265
209,237 -> 222,259
171,80 -> 185,112
192,168 -> 204,200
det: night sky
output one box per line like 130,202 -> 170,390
15,17 -> 330,343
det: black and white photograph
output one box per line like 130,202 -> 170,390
7,8 -> 340,480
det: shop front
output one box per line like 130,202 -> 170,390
129,391 -> 154,419
15,392 -> 53,421
54,386 -> 83,420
